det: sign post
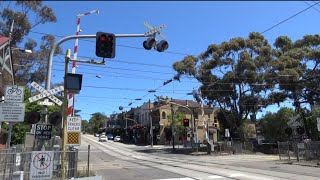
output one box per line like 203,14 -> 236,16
2,85 -> 25,148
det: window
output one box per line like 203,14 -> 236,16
162,111 -> 166,119
214,119 -> 217,123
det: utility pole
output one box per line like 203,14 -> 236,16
149,99 -> 153,147
171,104 -> 175,151
61,49 -> 71,180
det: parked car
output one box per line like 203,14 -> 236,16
99,135 -> 108,142
94,133 -> 99,137
114,136 -> 121,142
106,134 -> 114,140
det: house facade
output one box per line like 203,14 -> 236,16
150,98 -> 220,145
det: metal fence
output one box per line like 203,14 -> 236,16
216,141 -> 254,154
0,146 -> 90,180
278,141 -> 320,162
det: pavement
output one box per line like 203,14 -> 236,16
79,134 -> 320,180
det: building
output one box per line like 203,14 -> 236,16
0,35 -> 14,149
150,98 -> 220,145
0,35 -> 14,97
110,98 -> 221,145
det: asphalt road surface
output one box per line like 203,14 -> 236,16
79,134 -> 320,180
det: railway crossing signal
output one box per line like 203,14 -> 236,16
183,119 -> 190,127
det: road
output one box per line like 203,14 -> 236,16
79,134 -> 320,180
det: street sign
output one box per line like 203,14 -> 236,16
317,118 -> 320,132
35,124 -> 52,140
287,114 -> 302,128
0,103 -> 25,122
5,85 -> 24,103
38,99 -> 54,106
29,151 -> 54,180
67,116 -> 81,132
66,132 -> 81,146
28,81 -> 63,106
16,153 -> 21,166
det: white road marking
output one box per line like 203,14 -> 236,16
207,175 -> 225,179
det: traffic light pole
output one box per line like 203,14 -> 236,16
45,33 -> 154,91
45,33 -> 155,180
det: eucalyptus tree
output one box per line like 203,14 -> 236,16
173,32 -> 277,137
0,1 -> 61,85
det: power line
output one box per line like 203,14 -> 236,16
261,1 -> 320,34
303,1 -> 320,14
29,31 -> 193,56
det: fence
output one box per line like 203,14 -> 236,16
0,146 -> 90,180
278,141 -> 320,162
216,140 -> 254,154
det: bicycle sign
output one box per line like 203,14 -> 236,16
5,85 -> 24,103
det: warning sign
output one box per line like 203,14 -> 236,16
67,116 -> 81,132
67,132 -> 81,145
29,151 -> 54,180
35,124 -> 52,140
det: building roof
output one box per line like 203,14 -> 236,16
0,35 -> 10,46
170,99 -> 210,108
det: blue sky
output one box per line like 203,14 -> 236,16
6,1 -> 320,120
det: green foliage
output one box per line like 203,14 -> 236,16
259,107 -> 296,142
0,1 -> 61,85
308,106 -> 320,140
173,32 -> 274,137
167,111 -> 186,136
88,112 -> 107,133
167,111 -> 186,126
11,123 -> 29,145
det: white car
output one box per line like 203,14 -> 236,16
114,136 -> 121,142
99,135 -> 108,142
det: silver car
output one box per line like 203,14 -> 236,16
99,135 -> 108,142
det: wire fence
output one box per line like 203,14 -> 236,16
216,140 -> 254,155
278,141 -> 320,163
0,146 -> 90,180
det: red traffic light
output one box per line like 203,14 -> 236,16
100,35 -> 106,41
183,119 -> 189,127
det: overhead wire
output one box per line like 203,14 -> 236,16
261,1 -> 320,34
28,2 -> 320,117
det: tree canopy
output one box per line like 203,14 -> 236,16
0,1 -> 61,85
173,32 -> 320,138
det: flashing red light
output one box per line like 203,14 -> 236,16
100,35 -> 106,41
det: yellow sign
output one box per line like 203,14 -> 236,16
66,132 -> 81,145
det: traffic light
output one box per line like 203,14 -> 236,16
49,112 -> 62,126
143,38 -> 169,52
183,119 -> 190,127
156,40 -> 169,52
96,32 -> 116,58
297,127 -> 304,135
24,111 -> 40,124
143,37 -> 156,50
285,127 -> 292,136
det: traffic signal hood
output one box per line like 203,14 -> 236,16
96,32 -> 116,58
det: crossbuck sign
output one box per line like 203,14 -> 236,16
28,82 -> 64,106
